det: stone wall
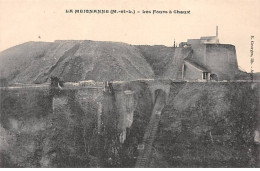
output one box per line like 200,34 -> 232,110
205,44 -> 239,80
190,44 -> 239,80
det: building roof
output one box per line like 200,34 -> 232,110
200,36 -> 218,40
184,59 -> 210,72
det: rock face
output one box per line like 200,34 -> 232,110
0,81 -> 154,167
155,82 -> 260,167
0,40 -> 154,84
0,82 -> 259,167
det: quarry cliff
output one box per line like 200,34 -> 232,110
0,81 -> 259,167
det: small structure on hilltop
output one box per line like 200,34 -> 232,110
183,26 -> 219,47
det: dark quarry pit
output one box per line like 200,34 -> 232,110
0,81 -> 259,168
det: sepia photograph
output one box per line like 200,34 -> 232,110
0,0 -> 259,168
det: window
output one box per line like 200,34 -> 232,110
203,72 -> 208,80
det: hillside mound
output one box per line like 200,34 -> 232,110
0,40 -> 155,84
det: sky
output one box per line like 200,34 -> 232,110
0,0 -> 259,72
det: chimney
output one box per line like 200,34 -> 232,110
216,25 -> 218,37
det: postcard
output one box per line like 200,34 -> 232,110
0,0 -> 259,168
